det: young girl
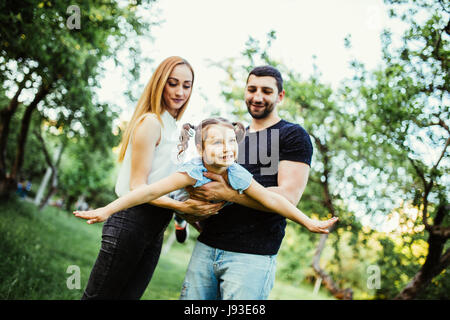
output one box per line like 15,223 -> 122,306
74,117 -> 338,234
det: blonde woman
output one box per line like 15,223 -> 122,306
81,57 -> 222,300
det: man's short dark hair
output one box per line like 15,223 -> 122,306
247,65 -> 283,93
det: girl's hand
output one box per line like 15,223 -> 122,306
73,208 -> 111,224
306,217 -> 339,234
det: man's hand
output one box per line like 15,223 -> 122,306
186,172 -> 237,202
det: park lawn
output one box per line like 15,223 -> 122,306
0,198 -> 333,300
0,198 -> 102,299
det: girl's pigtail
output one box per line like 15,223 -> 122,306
232,121 -> 246,143
178,123 -> 195,158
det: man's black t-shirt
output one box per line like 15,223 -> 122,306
197,119 -> 313,255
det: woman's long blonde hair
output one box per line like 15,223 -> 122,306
118,56 -> 194,162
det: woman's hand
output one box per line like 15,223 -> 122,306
177,198 -> 225,217
73,208 -> 111,224
186,172 -> 237,202
305,217 -> 339,234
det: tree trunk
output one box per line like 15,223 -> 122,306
395,236 -> 449,299
32,128 -> 65,210
38,145 -> 65,210
309,136 -> 353,299
34,144 -> 65,206
34,166 -> 52,206
312,231 -> 353,300
38,161 -> 60,210
395,203 -> 450,299
0,72 -> 33,178
39,184 -> 57,210
9,83 -> 50,184
0,177 -> 17,201
65,194 -> 76,212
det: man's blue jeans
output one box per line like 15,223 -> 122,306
180,241 -> 277,300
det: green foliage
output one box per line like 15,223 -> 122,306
58,136 -> 119,209
374,236 -> 419,299
0,197 -> 102,299
0,1 -> 156,167
6,105 -> 47,182
352,0 -> 448,189
417,266 -> 450,299
277,224 -> 318,284
212,0 -> 448,299
0,0 -> 158,208
346,0 -> 449,298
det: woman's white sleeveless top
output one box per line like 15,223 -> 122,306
115,111 -> 180,197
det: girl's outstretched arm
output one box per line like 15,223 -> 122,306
74,172 -> 195,224
244,179 -> 338,234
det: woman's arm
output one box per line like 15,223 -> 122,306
129,114 -> 160,191
244,179 -> 338,234
149,196 -> 225,217
74,172 -> 195,224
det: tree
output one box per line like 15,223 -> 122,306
348,0 -> 449,299
0,0 -> 157,197
281,69 -> 358,300
58,133 -> 119,211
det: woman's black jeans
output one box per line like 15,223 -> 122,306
81,203 -> 172,300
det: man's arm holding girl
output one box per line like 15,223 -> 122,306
188,160 -> 309,212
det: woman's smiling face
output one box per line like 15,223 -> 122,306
163,64 -> 193,116
199,124 -> 238,169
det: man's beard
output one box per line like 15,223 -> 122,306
246,101 -> 275,119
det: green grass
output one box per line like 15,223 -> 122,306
0,198 -> 333,300
0,198 -> 102,299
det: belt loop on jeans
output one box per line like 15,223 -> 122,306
214,248 -> 222,261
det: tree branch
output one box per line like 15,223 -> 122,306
418,117 -> 450,135
312,234 -> 352,300
430,226 -> 450,239
408,157 -> 426,186
432,136 -> 449,172
438,247 -> 450,270
438,0 -> 450,14
407,157 -> 436,231
33,129 -> 54,169
429,202 -> 450,239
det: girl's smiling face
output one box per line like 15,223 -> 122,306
199,124 -> 238,171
